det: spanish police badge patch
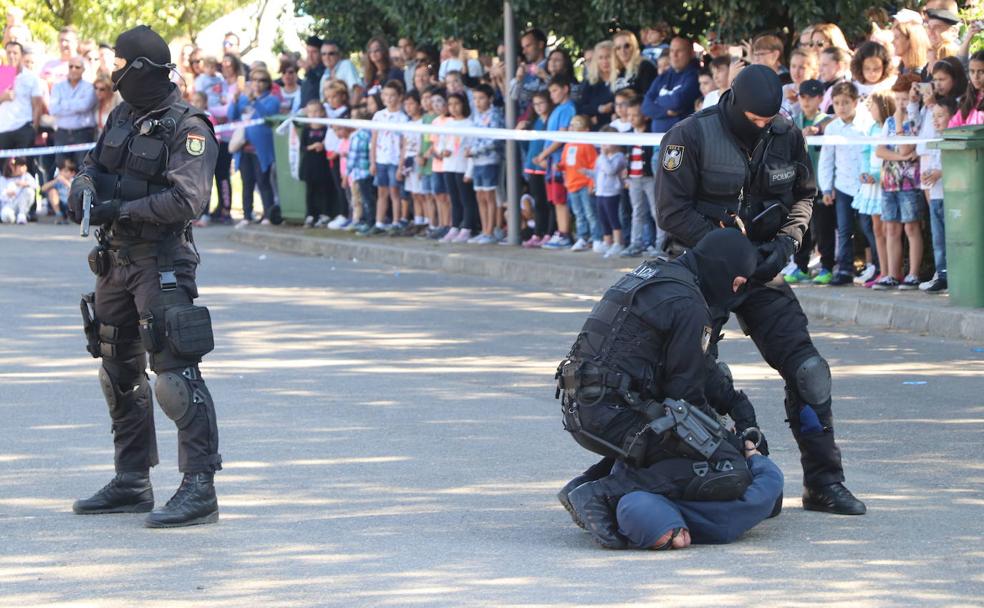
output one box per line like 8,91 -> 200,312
701,325 -> 712,353
186,133 -> 206,156
662,144 -> 684,172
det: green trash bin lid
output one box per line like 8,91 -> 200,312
932,125 -> 984,149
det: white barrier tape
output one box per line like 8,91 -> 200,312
0,118 -> 267,159
284,116 -> 944,148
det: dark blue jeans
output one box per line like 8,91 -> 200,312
833,189 -> 856,276
929,199 -> 946,277
240,152 -> 276,221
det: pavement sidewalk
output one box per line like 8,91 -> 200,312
228,225 -> 984,342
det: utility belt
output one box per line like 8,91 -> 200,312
87,228 -> 191,276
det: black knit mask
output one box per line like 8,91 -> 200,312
689,229 -> 758,310
112,25 -> 173,111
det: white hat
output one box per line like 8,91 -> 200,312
893,9 -> 923,25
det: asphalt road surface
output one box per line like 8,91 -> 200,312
1,224 -> 982,607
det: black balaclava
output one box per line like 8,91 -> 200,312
112,25 -> 173,111
722,64 -> 783,149
689,229 -> 758,310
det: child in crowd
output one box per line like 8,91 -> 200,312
465,84 -> 504,244
323,80 -> 351,119
0,157 -> 38,225
399,90 -> 429,235
698,70 -> 715,100
346,108 -> 374,232
414,88 -> 437,233
40,158 -> 76,224
918,96 -> 957,293
786,79 -> 833,284
194,57 -> 225,108
704,56 -> 732,108
621,97 -> 662,258
609,89 -> 635,132
536,77 -> 577,249
437,92 -> 478,243
333,122 -> 356,229
299,99 -> 332,228
850,41 -> 897,100
521,90 -> 554,247
556,115 -> 600,252
427,92 -> 453,239
950,50 -> 984,127
873,75 -> 923,290
818,81 -> 873,286
853,91 -> 895,288
585,128 -> 627,258
364,79 -> 408,236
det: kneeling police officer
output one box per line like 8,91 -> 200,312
556,230 -> 764,548
68,25 -> 221,527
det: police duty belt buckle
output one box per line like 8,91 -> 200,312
159,270 -> 178,291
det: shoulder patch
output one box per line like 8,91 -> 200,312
630,262 -> 661,280
662,144 -> 684,172
701,325 -> 712,353
186,133 -> 206,156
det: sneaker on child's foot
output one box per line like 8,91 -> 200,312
543,234 -> 573,249
570,238 -> 590,252
452,228 -> 472,243
522,234 -> 543,248
15,212 -> 27,225
474,233 -> 496,245
314,215 -> 332,228
235,218 -> 251,229
871,275 -> 901,290
303,215 -> 315,228
864,274 -> 882,288
919,273 -> 939,291
604,243 -> 625,258
327,214 -> 348,229
856,263 -> 877,284
812,269 -> 833,285
784,269 -> 811,283
493,226 -> 505,241
439,227 -> 460,243
592,241 -> 609,254
898,274 -> 921,290
619,244 -> 644,257
922,276 -> 948,293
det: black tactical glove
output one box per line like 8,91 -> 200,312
67,174 -> 96,224
751,235 -> 797,282
89,199 -> 121,226
740,427 -> 769,456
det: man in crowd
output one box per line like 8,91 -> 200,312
642,35 -> 701,134
40,25 -> 79,89
925,7 -> 961,49
50,55 -> 96,167
223,32 -> 240,56
556,229 -> 766,548
512,28 -> 548,116
0,42 -> 43,160
438,36 -> 483,82
751,33 -> 792,85
655,64 -> 866,516
300,35 -> 325,105
318,40 -> 362,102
399,37 -> 417,92
68,25 -> 223,528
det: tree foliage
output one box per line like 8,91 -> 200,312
296,0 -> 905,54
3,0 -> 235,45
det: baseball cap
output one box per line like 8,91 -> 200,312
799,79 -> 824,98
927,8 -> 961,26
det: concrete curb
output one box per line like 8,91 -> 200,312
228,227 -> 984,342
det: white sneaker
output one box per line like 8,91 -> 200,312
452,228 -> 472,243
543,232 -> 561,246
570,238 -> 590,252
260,218 -> 272,225
807,255 -> 821,272
304,215 -> 315,228
439,227 -> 460,243
327,214 -> 348,229
474,234 -> 496,244
919,272 -> 939,291
235,218 -> 251,229
593,241 -> 609,254
15,212 -> 27,225
604,243 -> 625,258
0,207 -> 14,223
314,214 -> 331,228
855,263 -> 877,284
467,232 -> 484,244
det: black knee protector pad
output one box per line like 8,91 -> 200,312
795,355 -> 831,405
717,361 -> 732,382
154,369 -> 200,429
100,365 -> 151,420
683,459 -> 752,501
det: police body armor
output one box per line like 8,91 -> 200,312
692,108 -> 799,244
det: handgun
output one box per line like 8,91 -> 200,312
80,190 -> 92,237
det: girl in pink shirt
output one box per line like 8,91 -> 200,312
949,51 -> 984,127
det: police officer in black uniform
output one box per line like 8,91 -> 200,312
655,65 -> 865,515
555,229 -> 764,548
67,25 -> 222,528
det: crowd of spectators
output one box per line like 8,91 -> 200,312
2,3 -> 980,295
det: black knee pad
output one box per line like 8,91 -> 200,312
99,357 -> 149,420
795,355 -> 831,405
154,369 -> 200,429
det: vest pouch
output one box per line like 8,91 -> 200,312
119,175 -> 150,201
97,125 -> 131,171
164,304 -> 214,358
127,135 -> 167,179
762,164 -> 796,195
701,165 -> 745,198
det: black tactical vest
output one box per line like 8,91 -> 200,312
692,107 -> 800,241
93,99 -> 212,243
568,260 -> 704,404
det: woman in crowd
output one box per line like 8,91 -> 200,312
782,48 -> 818,117
279,60 -> 303,114
546,48 -> 582,103
892,12 -> 931,78
610,30 -> 657,95
810,23 -> 851,54
363,36 -> 403,96
92,76 -> 118,134
578,40 -> 615,128
819,46 -> 852,113
230,68 -> 281,226
178,43 -> 197,87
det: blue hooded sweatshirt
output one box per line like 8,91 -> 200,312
641,59 -> 701,134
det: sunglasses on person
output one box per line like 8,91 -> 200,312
616,43 -> 632,51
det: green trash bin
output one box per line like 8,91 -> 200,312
933,125 -> 984,308
269,115 -> 307,224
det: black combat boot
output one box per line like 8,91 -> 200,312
557,474 -> 591,529
567,480 -> 628,549
144,472 -> 219,528
72,472 -> 154,514
803,482 -> 866,515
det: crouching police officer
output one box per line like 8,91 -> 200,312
655,65 -> 865,515
67,25 -> 221,527
555,230 -> 765,548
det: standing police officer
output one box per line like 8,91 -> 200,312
655,65 -> 865,515
556,230 -> 763,548
67,25 -> 222,528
